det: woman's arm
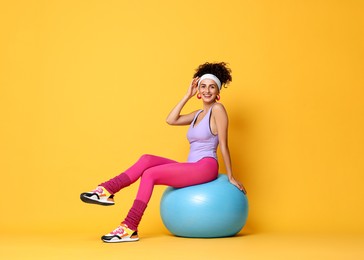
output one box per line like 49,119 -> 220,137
213,104 -> 247,193
166,77 -> 200,126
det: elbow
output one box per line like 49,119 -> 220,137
166,117 -> 175,125
166,116 -> 179,125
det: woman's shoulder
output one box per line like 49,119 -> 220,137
212,102 -> 227,114
190,109 -> 203,119
211,103 -> 228,121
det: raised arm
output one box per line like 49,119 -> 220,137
213,103 -> 247,193
166,77 -> 200,126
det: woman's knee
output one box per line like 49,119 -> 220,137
138,154 -> 156,164
140,170 -> 157,185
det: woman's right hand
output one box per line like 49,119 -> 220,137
185,77 -> 200,99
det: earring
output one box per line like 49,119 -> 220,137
216,95 -> 220,101
197,93 -> 202,99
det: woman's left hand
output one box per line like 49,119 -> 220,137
229,176 -> 247,194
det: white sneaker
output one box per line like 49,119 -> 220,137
101,224 -> 139,243
80,186 -> 115,206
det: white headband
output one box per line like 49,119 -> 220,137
198,74 -> 222,90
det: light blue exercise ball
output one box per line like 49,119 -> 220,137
160,174 -> 248,238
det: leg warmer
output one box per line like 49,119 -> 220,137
122,199 -> 147,231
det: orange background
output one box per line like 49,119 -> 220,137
1,0 -> 364,240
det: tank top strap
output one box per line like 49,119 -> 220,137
192,109 -> 203,125
207,104 -> 215,116
192,104 -> 216,126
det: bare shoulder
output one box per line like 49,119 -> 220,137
189,109 -> 201,118
212,103 -> 228,115
180,109 -> 200,125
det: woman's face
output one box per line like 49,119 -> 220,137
198,79 -> 219,103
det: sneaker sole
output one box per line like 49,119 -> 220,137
80,193 -> 115,206
101,236 -> 139,243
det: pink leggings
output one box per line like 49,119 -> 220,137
100,154 -> 218,230
101,154 -> 218,204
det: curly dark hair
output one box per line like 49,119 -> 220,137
193,62 -> 232,88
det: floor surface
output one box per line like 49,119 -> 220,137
1,231 -> 363,259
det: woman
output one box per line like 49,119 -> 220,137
80,62 -> 246,243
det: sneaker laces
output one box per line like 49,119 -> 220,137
92,187 -> 104,195
111,226 -> 126,235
